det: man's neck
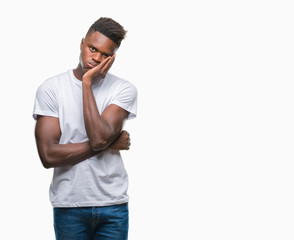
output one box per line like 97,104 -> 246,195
73,65 -> 83,81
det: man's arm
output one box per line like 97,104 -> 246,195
35,116 -> 130,168
82,55 -> 129,151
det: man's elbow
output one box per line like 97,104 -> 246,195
42,162 -> 52,169
40,156 -> 55,169
89,133 -> 116,151
39,151 -> 58,169
89,139 -> 109,151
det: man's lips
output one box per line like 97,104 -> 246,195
87,63 -> 97,69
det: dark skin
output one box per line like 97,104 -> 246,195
35,31 -> 130,168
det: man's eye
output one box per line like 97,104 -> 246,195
90,47 -> 96,52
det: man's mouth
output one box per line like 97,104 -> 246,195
87,63 -> 97,69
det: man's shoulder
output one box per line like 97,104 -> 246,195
39,70 -> 71,89
106,73 -> 136,89
105,73 -> 138,103
45,70 -> 71,83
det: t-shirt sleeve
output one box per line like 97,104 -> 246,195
111,81 -> 138,120
32,79 -> 59,120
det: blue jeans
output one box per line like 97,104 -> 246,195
53,203 -> 128,240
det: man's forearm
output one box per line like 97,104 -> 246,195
37,141 -> 102,169
82,80 -> 116,150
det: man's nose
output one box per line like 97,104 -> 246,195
92,52 -> 103,63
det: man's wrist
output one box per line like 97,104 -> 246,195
82,77 -> 92,86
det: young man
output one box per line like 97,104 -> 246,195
33,17 -> 137,240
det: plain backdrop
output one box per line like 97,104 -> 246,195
0,0 -> 294,239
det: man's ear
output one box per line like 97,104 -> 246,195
80,38 -> 85,51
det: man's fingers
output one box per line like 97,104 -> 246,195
102,55 -> 115,73
88,54 -> 115,81
123,130 -> 129,137
119,130 -> 131,150
97,56 -> 112,71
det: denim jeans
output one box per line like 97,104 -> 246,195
53,203 -> 128,240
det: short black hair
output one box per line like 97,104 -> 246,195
86,17 -> 127,47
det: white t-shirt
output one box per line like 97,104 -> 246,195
33,69 -> 137,207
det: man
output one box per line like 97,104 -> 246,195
33,17 -> 137,240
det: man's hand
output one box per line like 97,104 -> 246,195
83,54 -> 115,84
108,130 -> 131,151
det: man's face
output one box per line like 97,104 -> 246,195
79,31 -> 118,75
